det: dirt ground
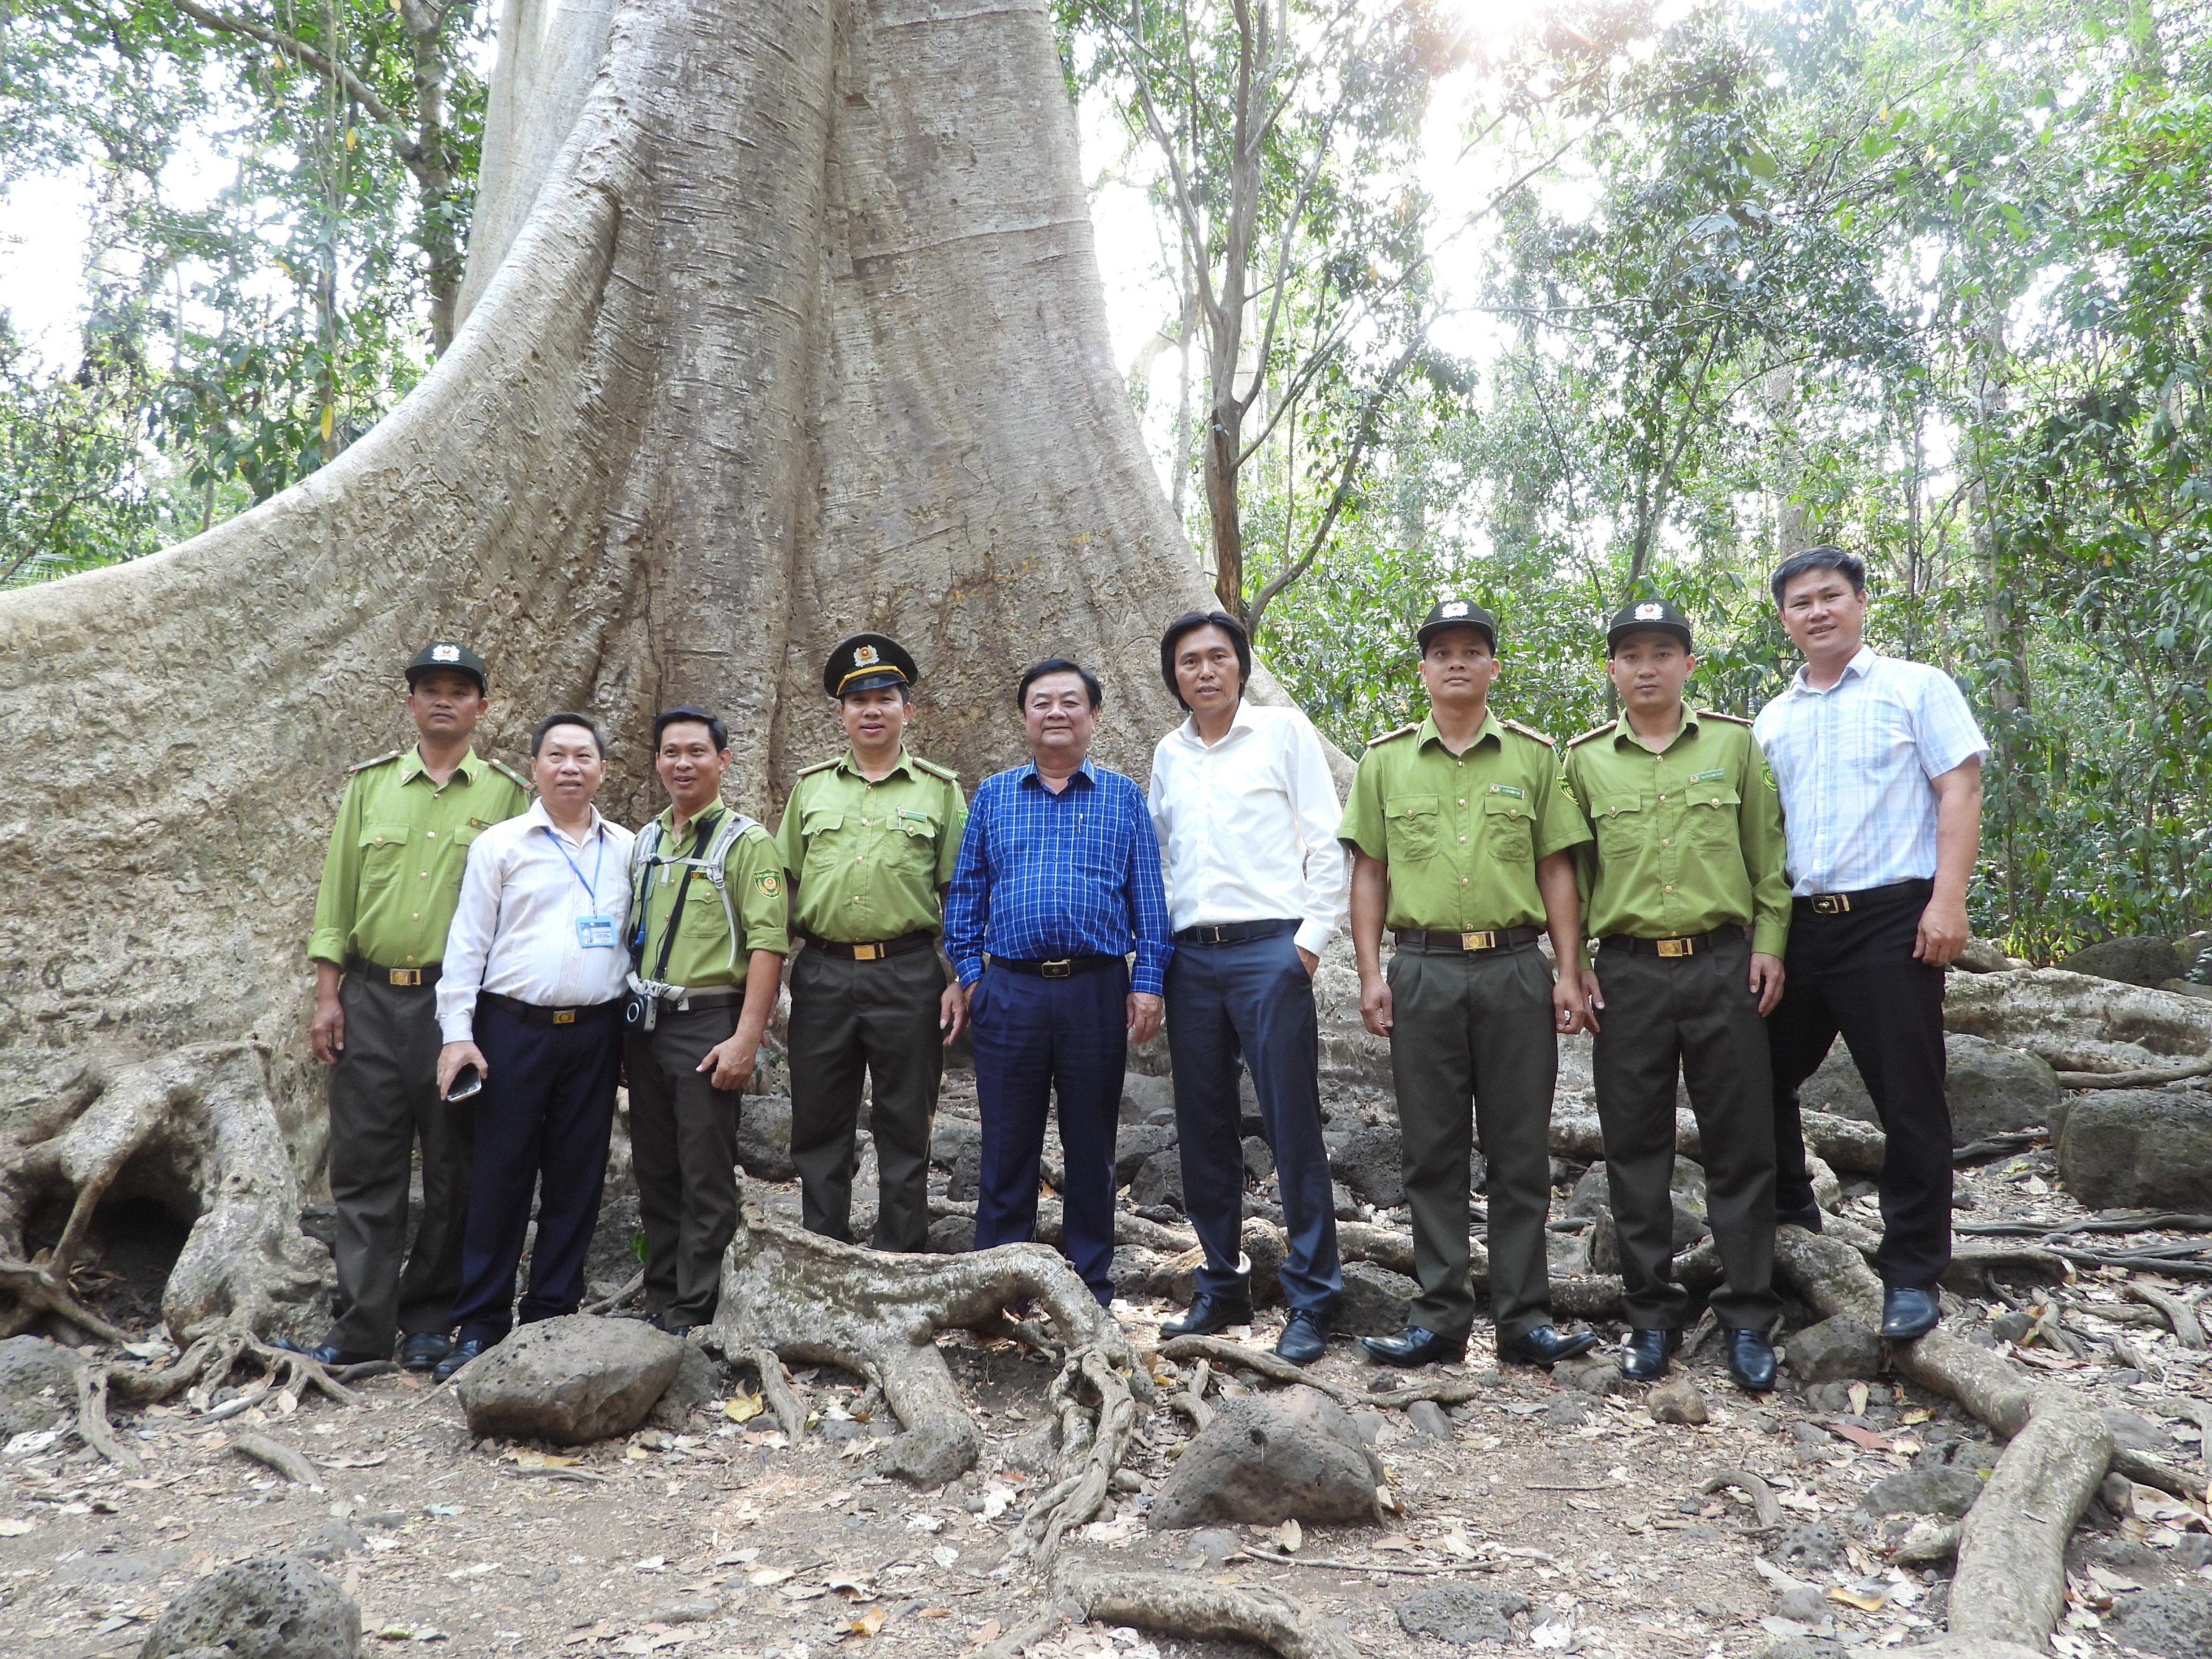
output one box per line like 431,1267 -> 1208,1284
5,1123 -> 2211,1659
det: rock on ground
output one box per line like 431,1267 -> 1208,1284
2060,1089 -> 2212,1209
1405,1399 -> 1454,1439
455,1314 -> 686,1445
2064,936 -> 2189,988
1859,1466 -> 1986,1519
138,1554 -> 360,1659
2106,1582 -> 2212,1658
1129,1149 -> 1184,1211
734,1095 -> 796,1182
1328,1122 -> 1406,1208
645,1342 -> 721,1432
1332,1259 -> 1417,1338
1785,1314 -> 1884,1384
1648,1377 -> 1708,1424
1394,1583 -> 1531,1644
0,1334 -> 80,1436
1114,1123 -> 1175,1186
1803,1033 -> 2059,1142
1148,1384 -> 1384,1528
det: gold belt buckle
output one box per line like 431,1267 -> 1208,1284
553,1009 -> 577,1026
1656,937 -> 1695,958
853,942 -> 885,962
1042,959 -> 1073,979
1811,893 -> 1850,915
387,967 -> 422,987
1459,930 -> 1497,951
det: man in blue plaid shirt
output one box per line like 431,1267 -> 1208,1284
943,658 -> 1172,1306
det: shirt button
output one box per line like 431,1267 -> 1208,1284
1661,839 -> 1670,846
1458,798 -> 1466,806
412,912 -> 421,920
425,830 -> 435,838
1459,835 -> 1468,843
1663,885 -> 1674,893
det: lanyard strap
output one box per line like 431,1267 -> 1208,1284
543,821 -> 605,907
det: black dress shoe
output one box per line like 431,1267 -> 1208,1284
1496,1325 -> 1599,1368
1620,1327 -> 1680,1382
399,1333 -> 451,1372
1776,1203 -> 1824,1232
1724,1327 -> 1778,1391
1162,1291 -> 1254,1339
1361,1326 -> 1467,1367
274,1337 -> 382,1368
433,1337 -> 490,1383
1274,1310 -> 1328,1366
1881,1285 -> 1941,1341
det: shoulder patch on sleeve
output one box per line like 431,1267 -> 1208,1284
1366,722 -> 1419,746
1698,709 -> 1754,726
913,756 -> 960,784
1564,721 -> 1617,749
752,867 -> 783,898
1502,718 -> 1556,747
348,749 -> 401,774
487,757 -> 532,792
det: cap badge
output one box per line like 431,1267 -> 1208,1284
1441,601 -> 1469,618
1634,603 -> 1662,621
431,643 -> 461,662
853,644 -> 879,667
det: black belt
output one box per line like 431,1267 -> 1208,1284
801,929 -> 937,962
478,990 -> 625,1027
1599,927 -> 1742,959
1173,919 -> 1298,946
350,955 -> 441,989
1795,877 -> 1932,916
990,954 -> 1123,979
1393,926 -> 1542,954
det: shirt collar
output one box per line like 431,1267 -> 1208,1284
1417,709 -> 1502,753
1018,755 -> 1100,789
1615,701 -> 1698,751
1790,643 -> 1878,694
399,745 -> 478,785
655,799 -> 725,846
1172,699 -> 1256,750
838,747 -> 916,783
527,797 -> 605,845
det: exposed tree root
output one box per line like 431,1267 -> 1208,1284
70,1364 -> 138,1470
1773,1227 -> 2116,1655
2113,1446 -> 2209,1501
60,1324 -> 363,1463
2125,1282 -> 2208,1347
584,1271 -> 646,1315
975,1603 -> 1074,1659
711,1189 -> 1149,1545
1053,1563 -> 1357,1659
0,1044 -> 327,1344
2055,1058 -> 2212,1088
1549,1106 -> 1883,1176
1701,1468 -> 1781,1529
228,1431 -> 323,1488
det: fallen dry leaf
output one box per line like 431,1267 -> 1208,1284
512,1451 -> 580,1470
848,1606 -> 885,1637
971,1620 -> 1002,1648
725,1394 -> 765,1424
1824,1421 -> 1896,1452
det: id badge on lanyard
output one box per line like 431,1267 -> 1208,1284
547,825 -> 617,948
576,914 -> 618,949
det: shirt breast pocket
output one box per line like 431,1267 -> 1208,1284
893,812 -> 939,869
800,808 -> 845,881
1590,794 -> 1644,860
1685,787 -> 1741,849
359,822 -> 409,889
1483,794 -> 1534,863
1384,794 -> 1440,863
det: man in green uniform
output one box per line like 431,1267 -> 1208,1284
775,636 -> 967,1252
1562,597 -> 1791,1391
1339,600 -> 1600,1368
295,642 -> 530,1371
625,706 -> 789,1334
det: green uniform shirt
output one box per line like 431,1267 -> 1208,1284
309,746 -> 531,969
1561,703 -> 1791,957
1338,711 -> 1590,932
632,805 -> 791,988
774,748 -> 967,943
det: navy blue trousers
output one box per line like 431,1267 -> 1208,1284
1165,928 -> 1341,1316
451,1002 -> 620,1344
968,963 -> 1126,1304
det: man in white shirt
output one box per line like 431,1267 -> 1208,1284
1147,611 -> 1348,1365
1754,548 -> 1986,1341
430,712 -> 636,1379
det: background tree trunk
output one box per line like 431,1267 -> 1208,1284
0,0 -> 1225,1165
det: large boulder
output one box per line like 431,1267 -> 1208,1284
138,1555 -> 360,1659
454,1314 -> 686,1445
2063,936 -> 2188,988
2106,1582 -> 2212,1658
1149,1384 -> 1384,1529
1333,1259 -> 1418,1337
0,1335 -> 82,1437
1328,1122 -> 1406,1208
733,1095 -> 795,1181
1797,1033 -> 2059,1143
2058,1090 -> 2212,1210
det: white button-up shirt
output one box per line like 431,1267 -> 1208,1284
437,800 -> 637,1041
1754,645 -> 1987,896
1148,700 -> 1349,956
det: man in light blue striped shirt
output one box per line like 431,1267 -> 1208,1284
1754,547 -> 1986,1342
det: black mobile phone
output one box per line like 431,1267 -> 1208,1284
445,1063 -> 483,1102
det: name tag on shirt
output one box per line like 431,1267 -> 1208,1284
576,914 -> 619,949
1691,767 -> 1727,783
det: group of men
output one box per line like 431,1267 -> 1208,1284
292,542 -> 1986,1395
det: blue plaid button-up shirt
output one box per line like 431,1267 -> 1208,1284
943,757 -> 1172,993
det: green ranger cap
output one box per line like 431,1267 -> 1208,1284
405,640 -> 489,693
1605,596 -> 1694,653
824,633 -> 920,698
1417,598 -> 1498,652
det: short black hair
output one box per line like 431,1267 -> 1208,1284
1770,545 -> 1867,604
1158,610 -> 1252,709
530,711 -> 605,758
653,705 -> 729,750
1016,658 -> 1102,711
